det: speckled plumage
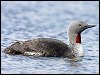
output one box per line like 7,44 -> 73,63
3,38 -> 70,57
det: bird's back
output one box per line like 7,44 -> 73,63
3,38 -> 69,57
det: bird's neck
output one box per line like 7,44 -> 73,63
68,33 -> 83,57
76,33 -> 81,44
68,33 -> 81,46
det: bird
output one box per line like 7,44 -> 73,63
3,20 -> 96,59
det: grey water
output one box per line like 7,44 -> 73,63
1,1 -> 99,74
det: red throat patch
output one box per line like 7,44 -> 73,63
76,33 -> 81,43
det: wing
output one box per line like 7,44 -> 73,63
3,38 -> 69,57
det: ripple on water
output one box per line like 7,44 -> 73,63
1,1 -> 99,74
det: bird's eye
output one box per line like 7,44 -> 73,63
79,24 -> 81,26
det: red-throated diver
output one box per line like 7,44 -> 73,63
3,21 -> 96,58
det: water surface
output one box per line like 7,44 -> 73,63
1,1 -> 99,74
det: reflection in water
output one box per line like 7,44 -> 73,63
63,57 -> 82,66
